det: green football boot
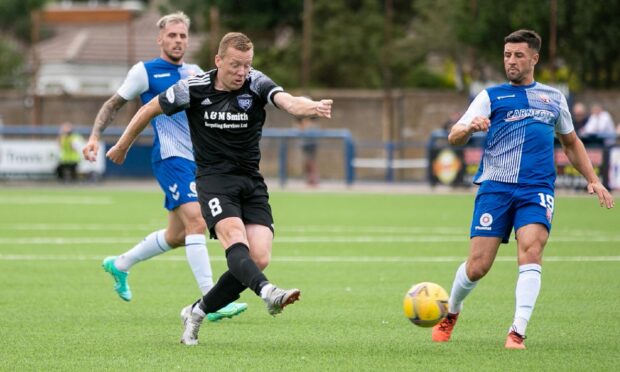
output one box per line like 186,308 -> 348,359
206,302 -> 248,322
102,256 -> 132,301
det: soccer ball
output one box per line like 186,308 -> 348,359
403,282 -> 449,327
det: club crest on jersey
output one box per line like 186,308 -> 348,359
538,93 -> 551,104
237,94 -> 253,112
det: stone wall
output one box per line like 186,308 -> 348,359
2,88 -> 619,181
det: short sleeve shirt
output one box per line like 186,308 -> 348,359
158,68 -> 283,177
459,82 -> 574,188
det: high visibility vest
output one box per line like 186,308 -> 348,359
59,133 -> 82,164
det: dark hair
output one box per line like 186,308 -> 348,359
504,29 -> 541,52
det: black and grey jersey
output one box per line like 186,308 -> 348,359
158,68 -> 283,177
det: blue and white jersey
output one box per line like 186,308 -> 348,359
459,82 -> 574,188
117,58 -> 203,163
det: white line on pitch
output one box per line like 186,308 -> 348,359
0,235 -> 619,244
0,254 -> 619,263
0,197 -> 113,205
0,224 -> 615,240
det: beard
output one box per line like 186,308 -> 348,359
165,50 -> 184,63
506,68 -> 527,84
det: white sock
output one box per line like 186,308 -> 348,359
511,263 -> 542,336
185,234 -> 214,295
448,262 -> 478,314
260,283 -> 275,299
191,303 -> 206,318
114,229 -> 171,272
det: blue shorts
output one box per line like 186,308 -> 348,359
152,157 -> 198,211
470,181 -> 555,243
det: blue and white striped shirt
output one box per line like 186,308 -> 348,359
117,58 -> 203,163
459,82 -> 574,188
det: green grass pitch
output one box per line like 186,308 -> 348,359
0,186 -> 618,371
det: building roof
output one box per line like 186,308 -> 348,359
36,9 -> 205,67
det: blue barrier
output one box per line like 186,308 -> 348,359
0,125 -> 355,185
262,128 -> 355,186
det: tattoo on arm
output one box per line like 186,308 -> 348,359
92,94 -> 128,138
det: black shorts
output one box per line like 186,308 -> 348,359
195,173 -> 274,239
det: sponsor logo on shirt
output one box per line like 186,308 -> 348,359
203,111 -> 249,129
505,108 -> 555,123
154,73 -> 171,78
497,94 -> 516,100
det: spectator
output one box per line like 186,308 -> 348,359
580,103 -> 616,145
297,116 -> 320,187
571,102 -> 589,135
56,122 -> 83,182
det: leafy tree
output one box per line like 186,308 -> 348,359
0,0 -> 48,42
0,39 -> 25,88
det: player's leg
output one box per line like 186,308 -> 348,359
432,236 -> 501,342
508,228 -> 548,349
506,224 -> 546,349
102,159 -> 185,301
433,183 -> 511,342
102,227 -> 174,301
246,223 -> 300,314
170,201 -> 214,295
180,270 -> 247,345
505,188 -> 552,349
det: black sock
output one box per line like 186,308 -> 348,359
226,242 -> 269,296
197,270 -> 247,314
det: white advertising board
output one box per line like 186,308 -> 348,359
0,139 -> 105,175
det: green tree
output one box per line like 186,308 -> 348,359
0,0 -> 48,42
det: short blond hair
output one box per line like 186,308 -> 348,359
157,11 -> 190,30
218,32 -> 253,57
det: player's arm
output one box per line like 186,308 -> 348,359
558,131 -> 614,209
83,94 -> 128,161
448,117 -> 490,146
273,92 -> 332,119
448,90 -> 491,146
106,97 -> 162,165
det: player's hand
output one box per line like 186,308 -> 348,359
315,99 -> 333,119
106,144 -> 128,165
467,116 -> 490,134
587,181 -> 615,209
82,137 -> 99,162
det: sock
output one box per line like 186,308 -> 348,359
448,262 -> 478,314
191,300 -> 206,318
197,271 -> 247,314
114,229 -> 171,272
185,234 -> 214,295
260,283 -> 275,299
511,263 -> 542,336
225,243 -> 269,296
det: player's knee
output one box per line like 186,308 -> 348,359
466,262 -> 492,281
185,218 -> 207,235
252,254 -> 270,270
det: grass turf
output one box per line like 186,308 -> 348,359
0,187 -> 618,371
